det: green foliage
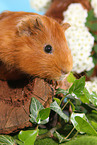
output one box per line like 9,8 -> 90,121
75,116 -> 97,136
50,101 -> 69,121
92,45 -> 97,65
93,44 -> 97,53
86,9 -> 97,31
30,97 -> 50,124
37,108 -> 50,121
0,135 -> 15,145
67,72 -> 76,83
18,129 -> 39,145
35,137 -> 58,145
61,136 -> 97,145
69,76 -> 85,97
86,9 -> 97,66
86,68 -> 94,77
1,73 -> 97,145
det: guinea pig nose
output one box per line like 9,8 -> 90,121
61,70 -> 68,75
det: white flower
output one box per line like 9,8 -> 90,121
63,3 -> 88,27
91,0 -> 97,17
30,0 -> 51,12
63,3 -> 94,73
85,77 -> 97,94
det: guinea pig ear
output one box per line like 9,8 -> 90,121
17,16 -> 43,36
61,23 -> 71,31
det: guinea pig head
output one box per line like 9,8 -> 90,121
16,15 -> 73,81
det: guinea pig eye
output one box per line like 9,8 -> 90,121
44,45 -> 53,54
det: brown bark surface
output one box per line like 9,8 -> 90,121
0,78 -> 53,134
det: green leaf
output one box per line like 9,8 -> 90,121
61,136 -> 97,145
86,9 -> 95,21
79,94 -> 90,104
91,121 -> 97,130
53,98 -> 61,105
93,53 -> 97,65
37,108 -> 50,121
75,116 -> 97,136
86,22 -> 97,31
69,76 -> 85,97
56,88 -> 68,95
86,68 -> 94,77
70,112 -> 86,133
94,44 -> 97,53
0,135 -> 15,145
68,101 -> 75,111
84,88 -> 97,106
55,131 -> 67,143
90,92 -> 97,106
36,108 -> 50,124
50,101 -> 69,122
92,33 -> 97,41
67,72 -> 76,83
30,97 -> 44,123
30,97 -> 44,114
18,129 -> 39,145
71,113 -> 97,136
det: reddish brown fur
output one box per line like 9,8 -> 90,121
0,11 -> 73,81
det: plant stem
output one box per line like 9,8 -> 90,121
72,131 -> 78,139
36,123 -> 62,140
62,99 -> 70,110
65,127 -> 75,139
15,139 -> 24,145
60,93 -> 69,106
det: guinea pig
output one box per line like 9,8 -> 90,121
0,11 -> 73,81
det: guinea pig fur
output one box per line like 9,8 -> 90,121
0,11 -> 73,81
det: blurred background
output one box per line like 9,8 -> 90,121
0,0 -> 44,14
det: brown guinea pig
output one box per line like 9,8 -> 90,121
0,11 -> 73,81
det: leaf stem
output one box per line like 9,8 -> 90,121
59,93 -> 69,106
72,131 -> 78,139
15,139 -> 24,145
36,123 -> 61,140
62,99 -> 70,111
65,127 -> 75,139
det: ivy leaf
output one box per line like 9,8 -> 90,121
91,121 -> 97,130
53,98 -> 61,105
55,131 -> 68,143
0,135 -> 15,145
90,92 -> 97,106
37,108 -> 50,121
56,88 -> 68,95
84,88 -> 97,106
70,112 -> 86,133
30,97 -> 44,114
70,113 -> 97,136
18,129 -> 39,145
69,76 -> 85,97
75,116 -> 97,136
50,101 -> 69,122
67,72 -> 76,83
68,101 -> 75,111
36,108 -> 50,124
79,94 -> 89,104
30,97 -> 44,123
